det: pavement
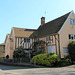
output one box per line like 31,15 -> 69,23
0,64 -> 75,75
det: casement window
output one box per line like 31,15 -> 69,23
24,38 -> 30,43
27,38 -> 30,43
46,36 -> 50,42
69,34 -> 75,40
63,47 -> 69,54
48,45 -> 56,53
70,18 -> 75,24
24,38 -> 26,42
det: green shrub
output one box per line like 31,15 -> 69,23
13,46 -> 26,59
32,53 -> 60,67
0,56 -> 5,58
68,40 -> 75,61
60,56 -> 72,66
31,50 -> 42,58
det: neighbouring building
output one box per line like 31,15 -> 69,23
4,10 -> 75,59
0,43 -> 5,57
30,10 -> 75,58
5,27 -> 36,59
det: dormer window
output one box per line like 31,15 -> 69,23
70,18 -> 75,24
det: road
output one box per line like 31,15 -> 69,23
0,64 -> 75,75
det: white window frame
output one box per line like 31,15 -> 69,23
69,34 -> 75,40
48,45 -> 56,53
63,47 -> 69,54
24,38 -> 30,43
70,18 -> 75,24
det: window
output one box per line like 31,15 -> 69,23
27,38 -> 30,43
46,36 -> 50,42
69,34 -> 75,40
24,38 -> 30,43
7,39 -> 9,44
24,38 -> 26,42
48,45 -> 56,53
63,47 -> 69,54
70,18 -> 75,24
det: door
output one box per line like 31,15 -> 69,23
48,45 -> 56,53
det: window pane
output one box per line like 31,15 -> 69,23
49,36 -> 50,40
24,38 -> 26,42
70,18 -> 75,24
69,34 -> 75,40
70,19 -> 73,24
71,35 -> 74,39
46,36 -> 50,42
63,47 -> 69,54
27,38 -> 30,43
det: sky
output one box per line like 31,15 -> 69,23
0,0 -> 75,43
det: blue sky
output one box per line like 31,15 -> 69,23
0,0 -> 75,43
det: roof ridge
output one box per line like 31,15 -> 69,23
12,27 -> 36,30
41,11 -> 71,27
30,11 -> 71,38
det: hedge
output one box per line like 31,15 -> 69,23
0,56 -> 5,58
32,53 -> 60,67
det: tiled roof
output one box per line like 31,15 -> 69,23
13,27 -> 36,38
4,34 -> 10,43
30,12 -> 71,38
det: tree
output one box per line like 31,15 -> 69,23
33,40 -> 46,52
68,40 -> 75,61
13,46 -> 26,59
37,40 -> 46,53
31,40 -> 46,57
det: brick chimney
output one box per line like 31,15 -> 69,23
41,17 -> 45,26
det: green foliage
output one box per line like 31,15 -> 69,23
68,40 -> 75,61
13,46 -> 26,59
60,56 -> 72,66
31,50 -> 42,57
32,53 -> 60,67
0,56 -> 5,58
32,40 -> 46,53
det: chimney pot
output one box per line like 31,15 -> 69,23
41,17 -> 45,26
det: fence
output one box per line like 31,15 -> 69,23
0,57 -> 31,64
